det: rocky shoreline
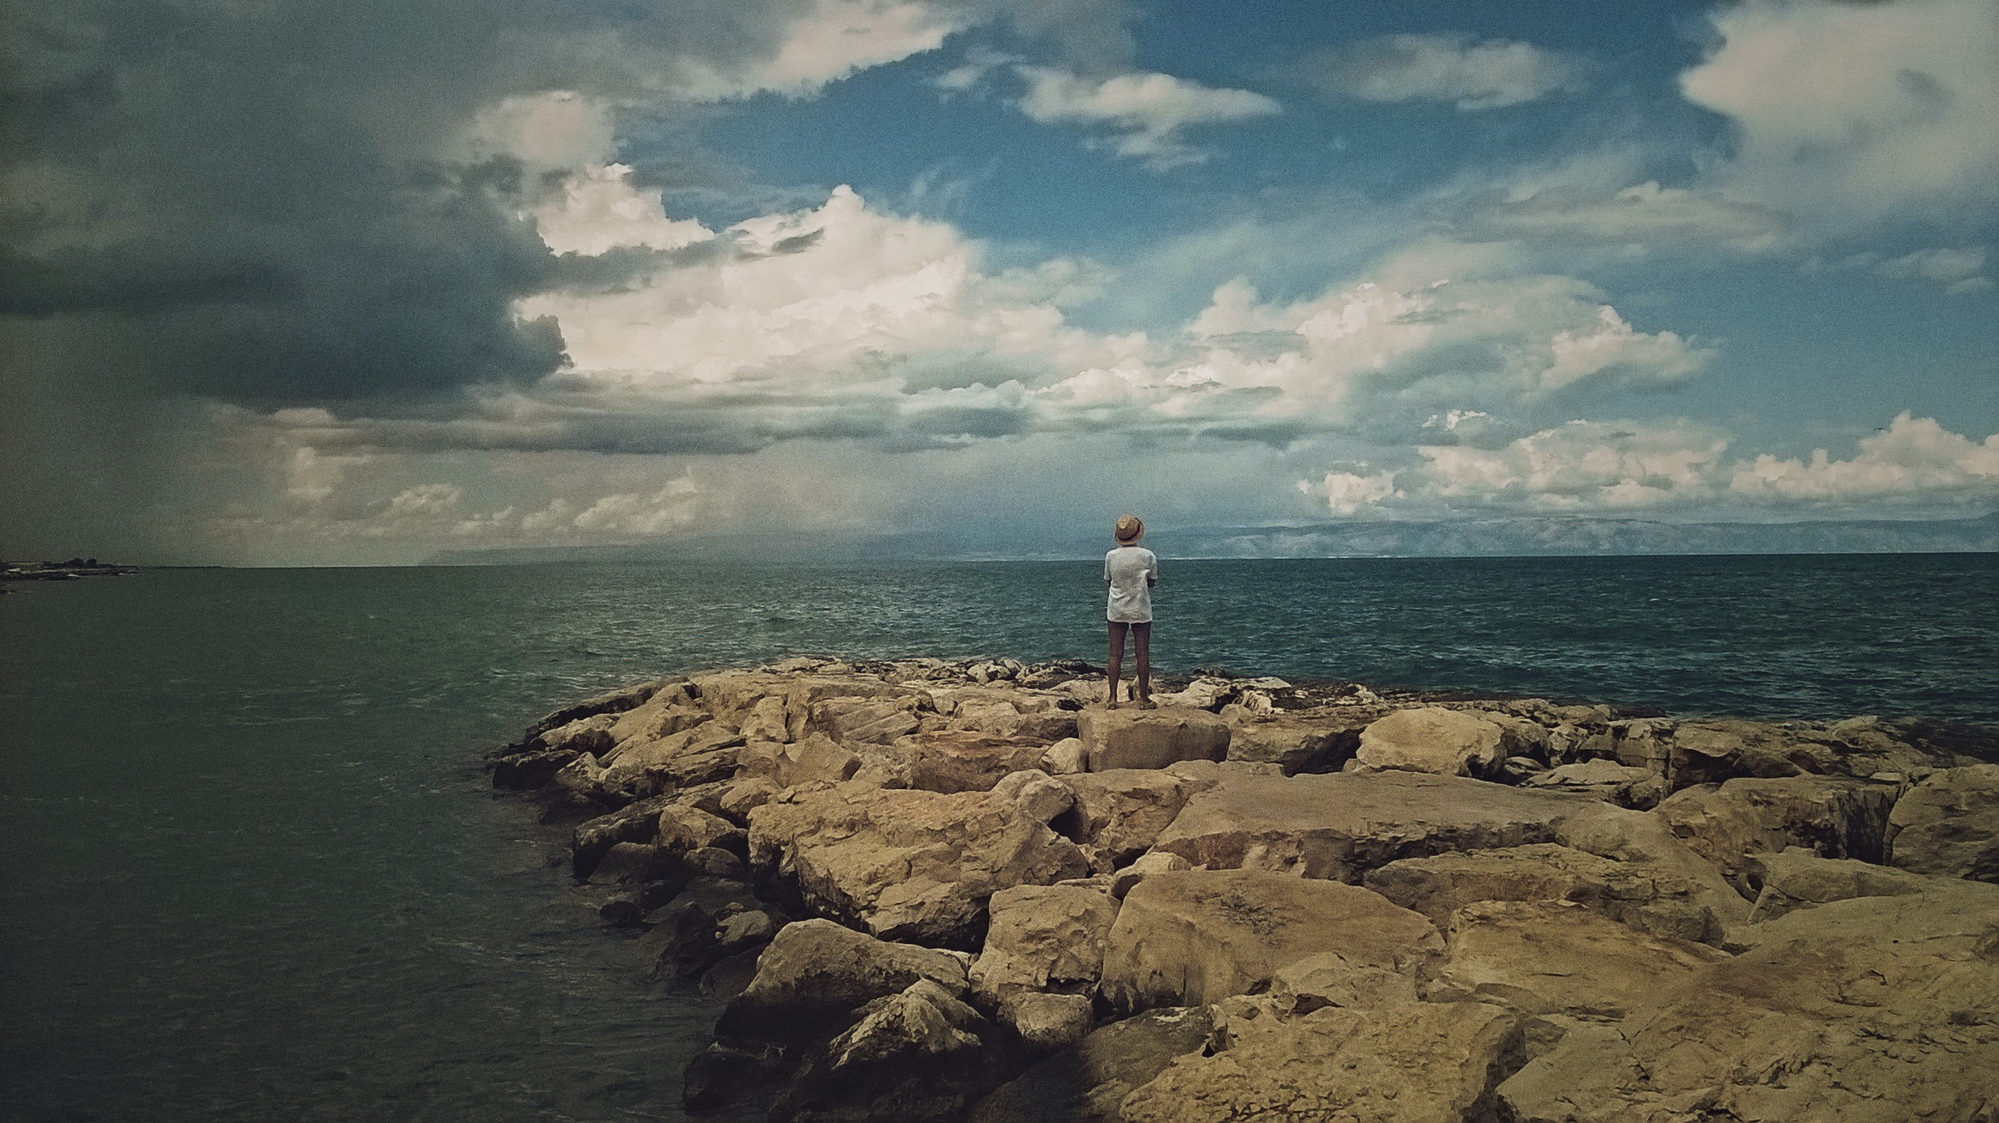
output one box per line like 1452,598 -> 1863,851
486,657 -> 1999,1122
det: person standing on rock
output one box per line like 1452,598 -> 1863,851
1105,514 -> 1158,709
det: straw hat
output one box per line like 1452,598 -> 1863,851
1114,514 -> 1144,544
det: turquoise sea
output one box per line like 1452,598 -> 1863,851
3,555 -> 1996,1121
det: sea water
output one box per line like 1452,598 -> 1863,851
3,555 -> 1995,1121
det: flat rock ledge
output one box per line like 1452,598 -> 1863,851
485,655 -> 1999,1123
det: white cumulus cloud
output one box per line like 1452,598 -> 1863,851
568,476 -> 700,535
1305,468 -> 1400,515
1875,246 -> 1993,294
1730,413 -> 1999,504
1680,0 -> 1999,229
677,0 -> 973,100
1300,32 -> 1585,110
1013,66 -> 1281,168
1417,420 -> 1731,511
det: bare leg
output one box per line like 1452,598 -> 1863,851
1107,621 -> 1128,708
1132,622 -> 1153,707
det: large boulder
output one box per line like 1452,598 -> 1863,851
748,778 -> 1089,947
605,695 -> 707,749
1354,706 -> 1508,779
971,884 -> 1117,1048
657,803 -> 746,857
686,669 -> 795,723
570,794 -> 677,878
1148,770 -> 1601,882
1109,851 -> 1192,899
971,883 -> 1118,1003
1667,719 -> 1876,786
599,719 -> 746,797
804,696 -> 926,747
736,695 -> 794,743
1745,846 -> 1936,922
897,730 -> 1053,793
522,677 -> 671,741
1075,707 -> 1229,772
1221,710 -> 1371,774
1098,868 -> 1441,1013
1609,717 -> 1673,776
772,979 -> 1015,1123
739,733 -> 862,789
1363,841 -> 1741,946
1434,900 -> 1730,1019
948,698 -> 1078,742
1118,993 -> 1523,1123
1654,775 -> 1899,885
969,1007 -> 1216,1123
1825,715 -> 1956,777
490,748 -> 580,790
715,919 -> 970,1044
539,712 -> 621,756
635,876 -> 769,981
1887,764 -> 1999,882
1522,758 -> 1667,809
589,840 -> 663,884
1497,883 -> 1999,1123
1053,769 -> 1195,873
1262,951 -> 1420,1014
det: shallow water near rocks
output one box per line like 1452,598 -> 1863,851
2,555 -> 1994,1121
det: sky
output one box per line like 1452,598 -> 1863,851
2,0 -> 1996,565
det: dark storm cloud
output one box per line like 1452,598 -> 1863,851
0,246 -> 303,316
546,237 -> 744,294
0,0 -> 872,404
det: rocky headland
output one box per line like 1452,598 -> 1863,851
486,657 -> 1999,1122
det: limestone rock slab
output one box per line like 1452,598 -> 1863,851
1075,707 -> 1229,772
599,719 -> 745,797
524,677 -> 673,742
1669,719 -> 1850,786
1363,842 -> 1739,947
1745,846 -> 1935,922
1523,758 -> 1666,809
1498,883 -> 1999,1123
1054,769 -> 1193,873
686,669 -> 795,723
1888,763 -> 1999,882
1221,710 -> 1370,774
1119,994 -> 1522,1123
1149,770 -> 1600,882
748,781 -> 1090,946
969,1007 -> 1215,1123
971,883 -> 1118,1006
1654,774 -> 1898,882
740,732 -> 862,789
540,712 -> 620,756
807,696 -> 924,746
1435,900 -> 1729,1018
897,729 -> 1052,793
773,978 -> 1013,1123
1354,706 -> 1507,779
1099,868 -> 1441,1012
657,803 -> 746,856
716,918 -> 969,1043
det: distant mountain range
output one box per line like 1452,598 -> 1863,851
424,511 -> 1999,565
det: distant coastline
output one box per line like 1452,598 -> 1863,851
1,559 -> 139,585
424,510 -> 1999,565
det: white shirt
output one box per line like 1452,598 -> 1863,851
1104,546 -> 1159,623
